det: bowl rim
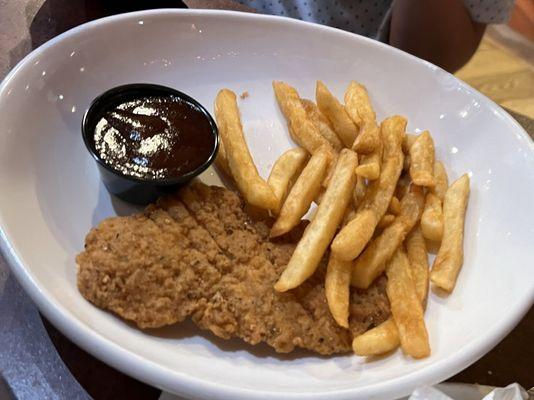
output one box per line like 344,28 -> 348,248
81,83 -> 219,185
0,8 -> 533,400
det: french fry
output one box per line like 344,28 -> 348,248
406,226 -> 429,305
432,161 -> 449,201
430,174 -> 470,292
215,139 -> 232,177
355,139 -> 382,180
215,89 -> 278,210
275,149 -> 357,291
353,120 -> 380,154
271,147 -> 330,237
272,81 -> 335,156
358,115 -> 406,220
399,186 -> 425,222
331,209 -> 377,261
386,248 -> 430,358
378,213 -> 395,229
402,133 -> 418,154
353,175 -> 367,206
421,193 -> 444,242
325,256 -> 352,328
337,116 -> 405,269
351,219 -> 405,288
388,196 -> 401,216
352,185 -> 425,289
409,130 -> 436,187
267,147 -> 309,213
352,318 -> 400,356
344,81 -> 376,127
316,81 -> 358,148
301,99 -> 344,151
344,82 -> 379,153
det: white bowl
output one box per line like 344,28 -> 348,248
0,9 -> 533,400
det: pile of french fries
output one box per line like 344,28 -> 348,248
214,81 -> 470,360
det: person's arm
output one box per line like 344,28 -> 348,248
389,0 -> 486,73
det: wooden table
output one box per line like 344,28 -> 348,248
0,1 -> 532,398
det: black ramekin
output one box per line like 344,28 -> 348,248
82,84 -> 219,205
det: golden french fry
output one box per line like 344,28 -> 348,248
378,213 -> 395,229
344,81 -> 376,126
340,116 -> 405,270
358,115 -> 406,219
406,226 -> 429,306
352,186 -> 425,288
275,149 -> 357,291
215,139 -> 232,177
351,219 -> 405,288
316,81 -> 358,148
331,209 -> 377,261
353,120 -> 380,154
215,90 -> 278,210
355,156 -> 380,180
388,196 -> 401,216
273,81 -> 335,156
352,318 -> 400,356
271,147 -> 330,237
399,185 -> 426,226
355,141 -> 381,180
344,82 -> 379,153
421,193 -> 444,242
386,248 -> 430,358
301,99 -> 344,151
409,130 -> 436,187
430,174 -> 470,292
353,174 -> 367,207
267,147 -> 309,213
325,256 -> 352,328
402,133 -> 418,154
432,161 -> 449,201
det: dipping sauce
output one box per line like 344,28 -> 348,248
93,95 -> 215,180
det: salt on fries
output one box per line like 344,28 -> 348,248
214,81 -> 470,362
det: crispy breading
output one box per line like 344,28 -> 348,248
77,183 -> 390,355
